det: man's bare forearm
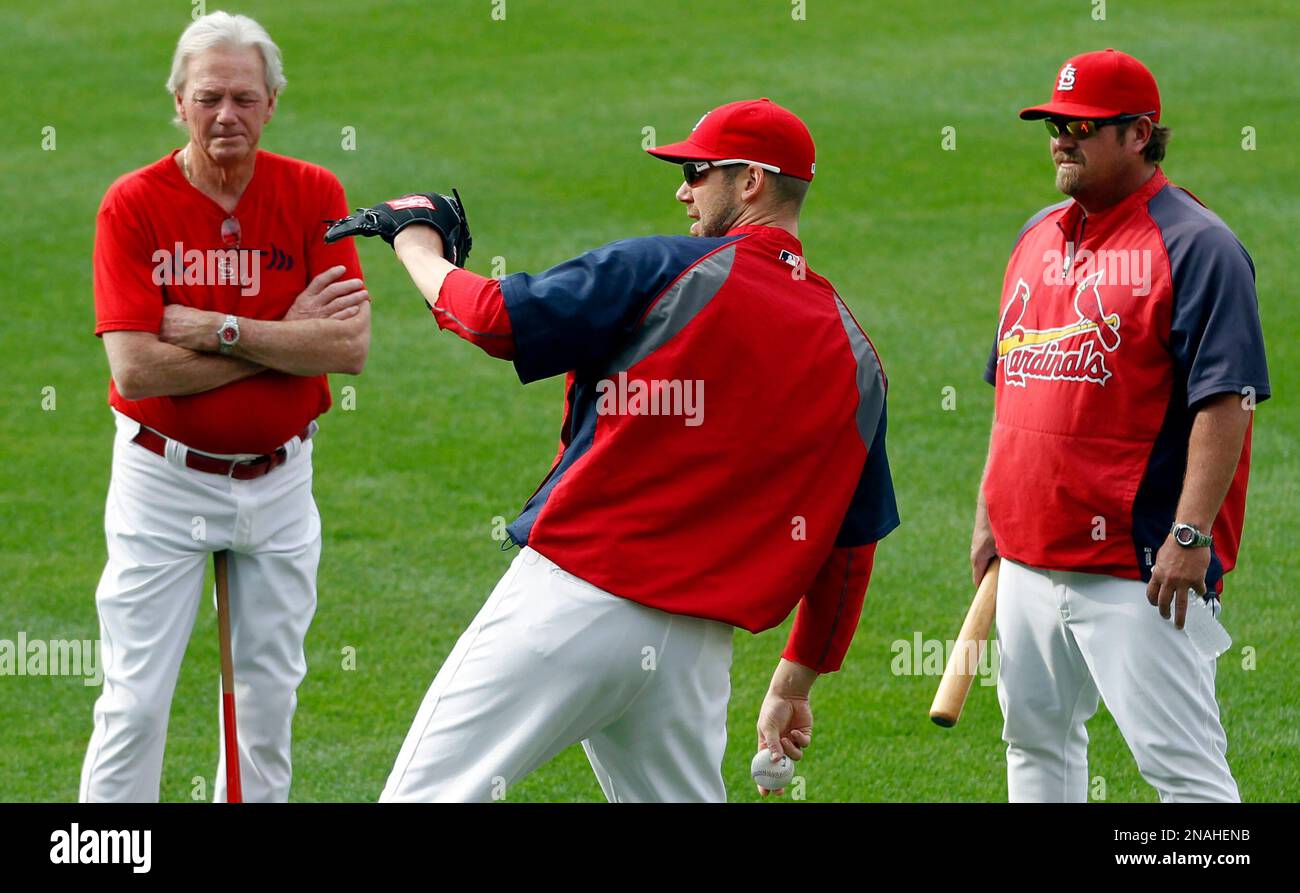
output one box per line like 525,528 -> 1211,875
160,303 -> 370,376
393,234 -> 456,307
1175,392 -> 1253,529
232,308 -> 370,376
769,658 -> 820,698
103,332 -> 264,400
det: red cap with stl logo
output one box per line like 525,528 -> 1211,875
647,97 -> 816,181
1019,49 -> 1161,122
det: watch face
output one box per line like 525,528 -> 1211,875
221,326 -> 237,343
1175,526 -> 1195,546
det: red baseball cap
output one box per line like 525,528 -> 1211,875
647,97 -> 816,181
1019,49 -> 1161,121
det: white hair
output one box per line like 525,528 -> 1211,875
165,11 -> 287,98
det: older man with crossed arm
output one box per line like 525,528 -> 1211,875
82,11 -> 368,802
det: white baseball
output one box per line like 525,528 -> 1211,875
751,749 -> 795,789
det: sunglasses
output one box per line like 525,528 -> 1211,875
217,216 -> 241,284
1044,111 -> 1156,140
681,158 -> 781,185
220,215 -> 241,248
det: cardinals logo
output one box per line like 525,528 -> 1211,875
1056,63 -> 1078,91
996,271 -> 1121,387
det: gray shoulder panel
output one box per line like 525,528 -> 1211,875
834,295 -> 886,449
601,242 -> 737,375
1013,199 -> 1071,249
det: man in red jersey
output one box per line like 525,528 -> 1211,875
331,98 -> 899,802
972,50 -> 1269,802
82,11 -> 370,802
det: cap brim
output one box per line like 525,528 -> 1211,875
645,139 -> 730,164
1019,101 -> 1125,120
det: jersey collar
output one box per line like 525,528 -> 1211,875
1057,167 -> 1168,237
725,223 -> 803,253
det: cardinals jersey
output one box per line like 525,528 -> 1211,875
456,225 -> 901,634
984,169 -> 1269,590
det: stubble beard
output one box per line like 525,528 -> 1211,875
696,195 -> 743,238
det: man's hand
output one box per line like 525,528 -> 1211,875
284,265 -> 369,321
1147,533 -> 1211,629
755,659 -> 817,797
972,420 -> 999,586
971,497 -> 998,587
160,304 -> 222,352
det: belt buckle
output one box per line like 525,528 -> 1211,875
230,452 -> 270,480
231,445 -> 289,480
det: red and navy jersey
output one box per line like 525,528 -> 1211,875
984,170 -> 1270,590
457,225 -> 898,636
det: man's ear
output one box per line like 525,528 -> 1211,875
174,92 -> 186,122
265,91 -> 277,123
743,165 -> 765,201
1127,117 -> 1153,156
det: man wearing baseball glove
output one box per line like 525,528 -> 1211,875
331,99 -> 897,802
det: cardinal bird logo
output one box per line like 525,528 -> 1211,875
996,272 -> 1121,387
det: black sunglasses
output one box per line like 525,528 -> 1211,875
681,161 -> 717,185
1044,111 -> 1156,140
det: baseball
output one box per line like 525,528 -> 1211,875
751,749 -> 795,789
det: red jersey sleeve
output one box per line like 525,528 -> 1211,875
307,172 -> 364,286
432,268 -> 516,359
93,187 -> 165,336
782,541 -> 878,673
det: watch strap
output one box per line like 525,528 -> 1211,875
217,314 -> 239,355
1171,522 -> 1213,548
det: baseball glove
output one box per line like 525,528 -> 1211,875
324,189 -> 472,266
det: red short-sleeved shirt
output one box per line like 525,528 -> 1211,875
983,170 -> 1270,591
93,149 -> 363,454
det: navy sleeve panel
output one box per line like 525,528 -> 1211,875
836,400 -> 901,547
499,234 -> 742,384
983,340 -> 998,386
1148,186 -> 1271,409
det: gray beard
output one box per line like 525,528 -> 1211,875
1055,165 -> 1083,196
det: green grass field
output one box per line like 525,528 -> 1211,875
1,0 -> 1296,802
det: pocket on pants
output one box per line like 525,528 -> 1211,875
547,563 -> 616,599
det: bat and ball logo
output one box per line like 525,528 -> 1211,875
996,272 -> 1121,388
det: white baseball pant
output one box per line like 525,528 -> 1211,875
380,547 -> 735,802
995,556 -> 1239,802
80,409 -> 321,803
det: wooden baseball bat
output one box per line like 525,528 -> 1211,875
929,558 -> 1000,728
214,550 -> 243,802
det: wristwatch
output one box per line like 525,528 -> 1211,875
1171,522 -> 1213,548
217,314 -> 240,355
